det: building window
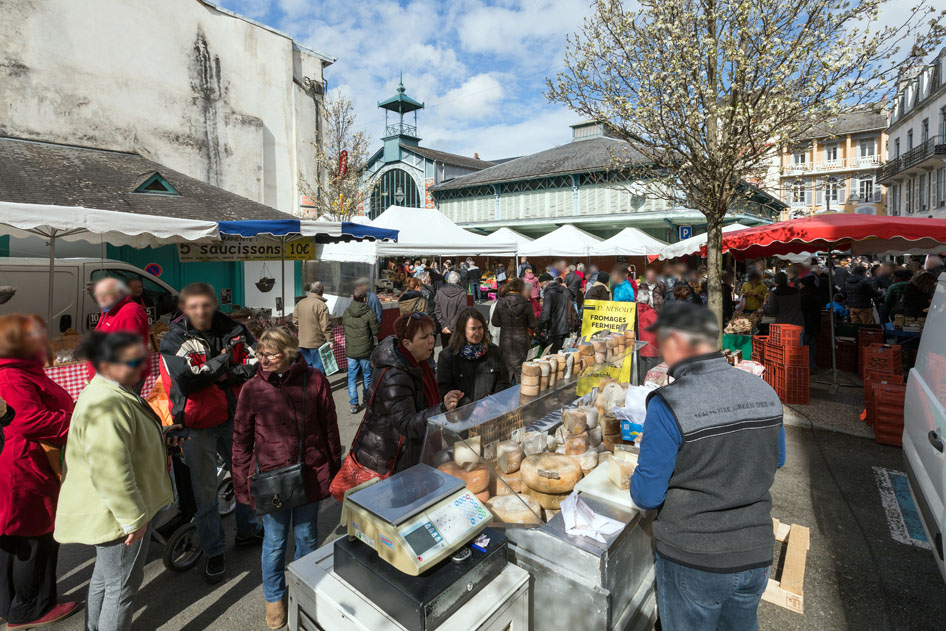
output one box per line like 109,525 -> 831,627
825,176 -> 841,204
939,107 -> 946,139
858,138 -> 875,158
907,129 -> 913,150
890,183 -> 899,215
905,178 -> 914,213
369,168 -> 421,218
894,138 -> 900,158
922,118 -> 930,144
858,177 -> 874,202
920,173 -> 929,210
792,149 -> 807,165
824,143 -> 839,162
791,180 -> 806,205
937,168 -> 945,207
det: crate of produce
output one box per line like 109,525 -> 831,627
769,324 -> 802,347
864,344 -> 903,375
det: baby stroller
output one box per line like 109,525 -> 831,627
151,452 -> 235,572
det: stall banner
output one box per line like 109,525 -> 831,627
580,300 -> 637,384
177,236 -> 315,262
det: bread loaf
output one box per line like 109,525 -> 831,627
496,440 -> 524,473
453,436 -> 482,467
564,430 -> 589,455
486,494 -> 541,525
521,362 -> 541,376
562,409 -> 588,434
521,484 -> 570,510
438,462 -> 489,494
520,453 -> 583,493
608,457 -> 636,490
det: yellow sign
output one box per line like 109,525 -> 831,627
580,300 -> 637,384
177,237 -> 315,262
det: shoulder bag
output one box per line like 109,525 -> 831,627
250,371 -> 311,515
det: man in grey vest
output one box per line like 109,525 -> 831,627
630,302 -> 786,630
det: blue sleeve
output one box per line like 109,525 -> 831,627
368,293 -> 383,323
629,396 -> 682,510
778,424 -> 786,468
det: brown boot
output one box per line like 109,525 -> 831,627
265,599 -> 287,629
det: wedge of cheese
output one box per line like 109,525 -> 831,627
496,440 -> 524,474
438,461 -> 489,494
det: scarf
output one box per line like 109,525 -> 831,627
459,342 -> 488,361
399,341 -> 440,408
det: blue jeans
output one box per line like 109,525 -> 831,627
656,553 -> 769,631
346,357 -> 372,406
300,347 -> 324,373
260,502 -> 319,602
181,421 -> 260,557
472,285 -> 482,302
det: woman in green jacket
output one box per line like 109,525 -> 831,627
55,332 -> 176,631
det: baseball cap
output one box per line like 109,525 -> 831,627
645,301 -> 719,339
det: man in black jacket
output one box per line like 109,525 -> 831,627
539,275 -> 572,353
564,265 -> 584,309
466,259 -> 483,302
434,271 -> 468,348
844,266 -> 876,324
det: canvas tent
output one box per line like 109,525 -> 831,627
518,224 -> 603,258
596,228 -> 666,257
657,223 -> 752,260
482,227 -> 533,248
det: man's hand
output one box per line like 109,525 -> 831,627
125,523 -> 148,546
163,424 -> 189,447
442,328 -> 450,334
443,390 -> 464,411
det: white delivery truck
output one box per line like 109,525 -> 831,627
0,258 -> 178,336
904,271 -> 946,583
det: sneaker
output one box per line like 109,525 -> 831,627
8,601 -> 81,628
349,404 -> 359,414
265,599 -> 287,629
205,554 -> 226,584
235,528 -> 264,547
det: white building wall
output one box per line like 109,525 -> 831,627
0,0 -> 329,216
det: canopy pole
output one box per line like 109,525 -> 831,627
47,230 -> 57,327
281,235 -> 287,317
827,258 -> 839,394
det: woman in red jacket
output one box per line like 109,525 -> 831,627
0,314 -> 79,628
232,326 -> 341,630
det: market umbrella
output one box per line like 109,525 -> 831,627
597,227 -> 666,257
0,201 -> 219,325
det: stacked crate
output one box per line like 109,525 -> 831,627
857,328 -> 885,379
764,324 -> 809,404
835,339 -> 858,373
751,335 -> 768,364
861,343 -> 906,446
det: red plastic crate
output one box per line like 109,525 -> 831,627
864,344 -> 903,375
784,345 -> 810,367
769,324 -> 802,346
857,329 -> 884,378
752,336 -> 768,361
765,342 -> 785,365
863,374 -> 904,425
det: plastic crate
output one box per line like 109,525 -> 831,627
784,345 -> 810,367
765,341 -> 785,365
769,324 -> 802,347
864,344 -> 903,375
752,336 -> 768,361
779,366 -> 810,405
863,374 -> 904,425
857,327 -> 885,347
836,340 -> 858,372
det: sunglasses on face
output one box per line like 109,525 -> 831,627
122,357 -> 147,368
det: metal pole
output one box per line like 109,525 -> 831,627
47,231 -> 56,326
827,258 -> 839,393
281,235 -> 287,317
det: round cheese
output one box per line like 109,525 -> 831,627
587,425 -> 603,447
520,453 -> 583,494
539,376 -> 549,390
583,406 -> 599,430
520,384 -> 540,397
453,436 -> 482,467
490,469 -> 522,495
594,352 -> 606,364
520,483 -> 570,510
564,430 -> 589,455
592,339 -> 607,352
578,342 -> 595,356
562,409 -> 588,434
496,440 -> 524,473
521,362 -> 541,377
520,373 -> 540,387
536,360 -> 551,376
438,462 -> 489,494
571,449 -> 598,473
486,494 -> 541,525
475,490 -> 491,503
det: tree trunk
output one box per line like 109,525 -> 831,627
704,214 -> 725,348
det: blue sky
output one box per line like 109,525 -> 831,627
215,0 -> 594,161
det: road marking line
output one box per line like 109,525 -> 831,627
872,466 -> 930,550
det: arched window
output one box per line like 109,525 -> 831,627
369,168 -> 421,218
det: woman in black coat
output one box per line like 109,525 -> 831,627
491,278 -> 538,380
798,275 -> 822,369
438,308 -> 511,406
352,314 -> 463,475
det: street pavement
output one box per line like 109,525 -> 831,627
25,376 -> 946,631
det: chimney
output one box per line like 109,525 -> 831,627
474,152 -> 480,159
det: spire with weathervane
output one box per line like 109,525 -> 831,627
378,72 -> 424,146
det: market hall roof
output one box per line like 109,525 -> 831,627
0,136 -> 293,221
429,136 -> 649,192
401,145 -> 496,170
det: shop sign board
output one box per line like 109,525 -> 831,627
580,299 -> 637,386
177,236 -> 315,262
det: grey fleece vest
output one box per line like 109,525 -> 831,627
648,353 -> 783,572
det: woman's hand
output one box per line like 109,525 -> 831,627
125,523 -> 148,546
163,424 -> 189,447
443,390 -> 464,411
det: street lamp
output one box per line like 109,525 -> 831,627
394,186 -> 405,205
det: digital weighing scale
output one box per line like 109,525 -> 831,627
342,464 -> 493,576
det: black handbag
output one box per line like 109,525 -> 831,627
250,372 -> 310,516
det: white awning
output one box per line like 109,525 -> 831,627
481,227 -> 534,248
518,224 -> 603,257
596,227 -> 666,257
657,223 -> 752,261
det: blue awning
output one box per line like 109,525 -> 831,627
339,222 -> 398,242
217,219 -> 302,237
217,219 -> 397,243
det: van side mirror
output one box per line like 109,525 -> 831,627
59,315 -> 72,333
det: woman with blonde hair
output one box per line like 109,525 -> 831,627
232,327 -> 340,630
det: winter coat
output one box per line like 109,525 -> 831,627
159,312 -> 258,429
467,265 -> 482,287
232,358 -> 341,509
293,293 -> 331,349
421,284 -> 440,331
539,283 -> 572,336
0,358 -> 72,537
763,285 -> 804,327
902,282 -> 933,318
491,293 -> 538,375
799,285 -> 823,336
366,291 -> 384,324
637,280 -> 668,311
436,344 -> 510,406
434,283 -> 468,334
352,336 -> 444,475
564,272 -> 583,302
522,271 -> 541,300
88,295 -> 151,381
844,276 -> 875,309
397,290 -> 428,316
429,271 -> 445,293
612,279 -> 636,302
55,375 -> 173,545
342,301 -> 380,360
584,282 -> 611,302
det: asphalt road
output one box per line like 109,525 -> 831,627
15,380 -> 946,631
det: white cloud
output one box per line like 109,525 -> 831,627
435,74 -> 505,120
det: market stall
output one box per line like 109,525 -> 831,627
518,224 -> 603,258
596,227 -> 666,258
656,222 -> 751,261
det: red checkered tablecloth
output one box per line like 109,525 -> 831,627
45,353 -> 163,401
332,325 -> 348,372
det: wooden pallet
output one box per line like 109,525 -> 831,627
762,518 -> 810,614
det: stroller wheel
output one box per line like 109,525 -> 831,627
163,522 -> 202,572
217,478 -> 236,517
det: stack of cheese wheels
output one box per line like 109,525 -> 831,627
535,360 -> 551,390
624,330 -> 636,345
486,494 -> 541,525
438,461 -> 490,497
604,336 -> 615,360
520,453 -> 582,513
555,353 -> 567,381
520,362 -> 541,396
592,339 -> 607,364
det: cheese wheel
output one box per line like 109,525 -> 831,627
601,415 -> 621,434
612,447 -> 639,464
546,355 -> 560,372
453,436 -> 482,467
571,449 -> 598,473
598,377 -> 618,389
520,373 -> 540,387
562,409 -> 588,434
486,494 -> 541,525
591,339 -> 606,352
520,453 -> 583,494
605,337 -> 615,349
596,382 -> 627,411
539,376 -> 549,390
475,490 -> 491,503
624,330 -> 636,341
564,430 -> 589,455
522,431 -> 547,456
594,352 -> 606,364
521,362 -> 541,376
520,384 -> 540,397
490,469 -> 522,495
578,342 -> 595,356
536,360 -> 551,376
608,457 -> 637,490
520,483 -> 570,510
438,462 -> 489,494
496,440 -> 524,473
587,425 -> 602,447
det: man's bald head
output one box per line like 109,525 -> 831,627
93,278 -> 129,310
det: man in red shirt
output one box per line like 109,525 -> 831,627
88,278 -> 151,380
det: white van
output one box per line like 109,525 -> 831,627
904,272 -> 946,582
0,258 -> 178,336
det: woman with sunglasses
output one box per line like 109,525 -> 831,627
0,314 -> 79,629
55,332 -> 175,631
232,327 -> 340,630
351,313 -> 463,476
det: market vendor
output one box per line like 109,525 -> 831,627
629,302 -> 786,630
437,308 -> 509,406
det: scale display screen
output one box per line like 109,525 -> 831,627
404,524 -> 439,556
